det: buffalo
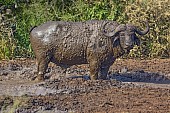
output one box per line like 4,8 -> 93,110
30,20 -> 149,81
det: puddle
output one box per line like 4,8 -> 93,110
0,82 -> 56,96
0,61 -> 170,96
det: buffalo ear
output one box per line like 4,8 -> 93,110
134,34 -> 140,46
112,36 -> 120,47
113,36 -> 119,43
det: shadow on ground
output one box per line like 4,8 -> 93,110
67,70 -> 170,84
109,71 -> 170,84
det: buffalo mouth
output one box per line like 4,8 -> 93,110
123,43 -> 133,49
123,44 -> 134,53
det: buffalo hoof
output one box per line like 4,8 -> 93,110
98,76 -> 107,80
32,75 -> 45,82
90,75 -> 98,80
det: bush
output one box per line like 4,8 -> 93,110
0,0 -> 169,59
12,0 -> 126,58
125,0 -> 170,58
0,0 -> 16,59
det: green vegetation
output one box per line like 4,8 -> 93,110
125,0 -> 170,58
0,0 -> 169,59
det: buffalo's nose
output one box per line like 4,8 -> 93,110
124,42 -> 133,49
125,42 -> 133,47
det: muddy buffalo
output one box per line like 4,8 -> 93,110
30,20 -> 149,81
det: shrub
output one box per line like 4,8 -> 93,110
0,1 -> 16,59
125,0 -> 170,58
0,0 -> 169,59
12,0 -> 126,58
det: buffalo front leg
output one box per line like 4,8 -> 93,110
98,66 -> 110,80
89,60 -> 100,80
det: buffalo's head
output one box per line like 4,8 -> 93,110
103,21 -> 149,52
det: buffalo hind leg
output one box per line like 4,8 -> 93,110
35,57 -> 50,81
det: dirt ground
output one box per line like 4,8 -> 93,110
0,58 -> 170,113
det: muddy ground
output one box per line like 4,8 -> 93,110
0,58 -> 170,113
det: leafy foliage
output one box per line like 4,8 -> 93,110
125,0 -> 170,58
0,0 -> 169,59
0,0 -> 16,59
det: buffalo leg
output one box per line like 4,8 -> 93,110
98,66 -> 109,80
35,56 -> 50,81
89,60 -> 100,80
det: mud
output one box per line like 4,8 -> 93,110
0,58 -> 170,112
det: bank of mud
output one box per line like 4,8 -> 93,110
0,58 -> 170,112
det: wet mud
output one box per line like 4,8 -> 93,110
0,58 -> 170,112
